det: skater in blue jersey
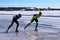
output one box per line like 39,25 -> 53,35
5,14 -> 22,33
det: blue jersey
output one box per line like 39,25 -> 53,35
13,14 -> 21,20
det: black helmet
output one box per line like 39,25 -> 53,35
19,14 -> 21,17
39,12 -> 42,15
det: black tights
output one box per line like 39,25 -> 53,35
25,19 -> 38,30
7,20 -> 19,31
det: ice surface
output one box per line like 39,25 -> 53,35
0,11 -> 60,40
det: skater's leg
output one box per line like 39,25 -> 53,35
35,22 -> 38,31
15,21 -> 19,32
24,19 -> 34,30
6,21 -> 14,32
35,19 -> 38,31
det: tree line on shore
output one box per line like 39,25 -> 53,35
0,7 -> 60,11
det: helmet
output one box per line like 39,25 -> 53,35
39,12 -> 42,16
19,14 -> 21,17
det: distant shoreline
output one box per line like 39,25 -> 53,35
0,7 -> 60,11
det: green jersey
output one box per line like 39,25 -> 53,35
33,14 -> 41,19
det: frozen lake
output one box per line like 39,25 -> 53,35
0,11 -> 60,40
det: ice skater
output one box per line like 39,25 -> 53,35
5,14 -> 22,33
24,12 -> 42,31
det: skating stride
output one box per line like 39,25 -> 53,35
24,12 -> 42,31
5,14 -> 22,33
